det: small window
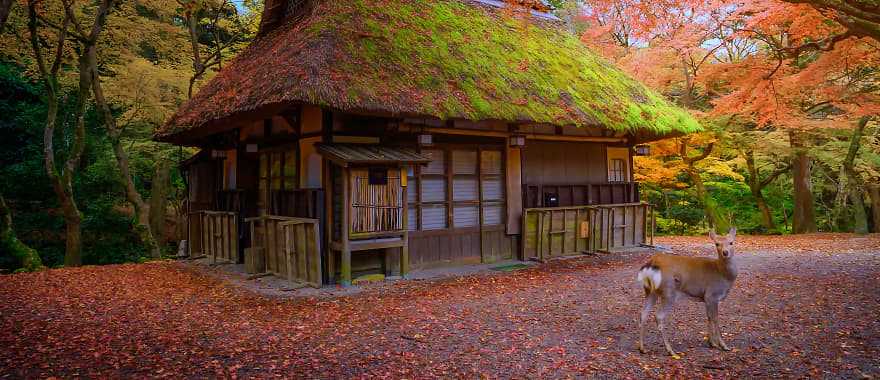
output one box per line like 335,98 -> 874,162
368,167 -> 388,185
609,159 -> 626,182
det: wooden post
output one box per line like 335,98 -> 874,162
341,166 -> 352,287
401,181 -> 410,278
323,159 -> 334,285
232,214 -> 239,262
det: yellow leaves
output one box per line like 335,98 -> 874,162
696,158 -> 744,182
104,57 -> 190,126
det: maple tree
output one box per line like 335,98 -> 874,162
577,0 -> 879,233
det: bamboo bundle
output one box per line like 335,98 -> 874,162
349,169 -> 405,233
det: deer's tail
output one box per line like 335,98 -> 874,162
637,262 -> 662,295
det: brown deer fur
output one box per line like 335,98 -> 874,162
637,228 -> 738,356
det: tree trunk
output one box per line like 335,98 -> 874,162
148,159 -> 171,247
830,164 -> 848,231
0,194 -> 43,272
686,166 -> 721,229
842,117 -> 870,234
88,55 -> 162,258
678,139 -> 723,230
28,6 -> 89,267
80,11 -> 163,259
742,148 -> 778,232
869,184 -> 880,233
790,131 -> 817,233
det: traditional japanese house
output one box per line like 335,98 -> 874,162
156,0 -> 701,287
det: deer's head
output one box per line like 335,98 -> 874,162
709,227 -> 736,259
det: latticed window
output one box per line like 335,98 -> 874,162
258,147 -> 297,213
609,158 -> 626,182
407,147 -> 505,231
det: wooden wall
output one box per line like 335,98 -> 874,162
408,228 -> 515,269
188,159 -> 219,213
523,141 -> 607,184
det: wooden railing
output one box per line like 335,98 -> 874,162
522,182 -> 639,208
521,203 -> 654,261
188,211 -> 239,263
246,215 -> 322,288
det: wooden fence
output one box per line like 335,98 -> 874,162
189,211 -> 239,263
522,203 -> 654,261
246,215 -> 322,288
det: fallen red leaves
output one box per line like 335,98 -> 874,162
1,234 -> 878,378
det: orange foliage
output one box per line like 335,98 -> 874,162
580,0 -> 880,130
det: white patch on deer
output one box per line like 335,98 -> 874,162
637,266 -> 662,291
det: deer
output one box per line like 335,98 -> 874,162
636,227 -> 738,357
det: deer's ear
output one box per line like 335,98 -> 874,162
709,229 -> 717,241
728,227 -> 737,239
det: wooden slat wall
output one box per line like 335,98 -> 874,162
522,141 -> 607,185
408,229 -> 515,268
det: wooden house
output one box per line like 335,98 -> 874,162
156,0 -> 701,287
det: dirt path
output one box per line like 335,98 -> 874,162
1,234 -> 878,378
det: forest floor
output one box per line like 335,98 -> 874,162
1,234 -> 879,378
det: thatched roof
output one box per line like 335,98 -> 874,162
156,0 -> 701,143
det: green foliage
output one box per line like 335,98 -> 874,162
0,61 -> 169,270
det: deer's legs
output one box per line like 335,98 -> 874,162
638,293 -> 657,354
656,295 -> 677,357
706,300 -> 731,351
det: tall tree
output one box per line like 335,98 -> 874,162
738,144 -> 790,232
27,0 -> 91,266
677,138 -> 724,229
840,116 -> 872,234
51,0 -> 163,258
82,4 -> 162,258
789,132 -> 818,233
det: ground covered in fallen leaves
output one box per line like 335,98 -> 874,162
2,234 -> 879,378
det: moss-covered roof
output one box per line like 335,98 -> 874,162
156,0 -> 701,142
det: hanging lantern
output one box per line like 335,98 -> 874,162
509,135 -> 526,147
417,134 -> 433,147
